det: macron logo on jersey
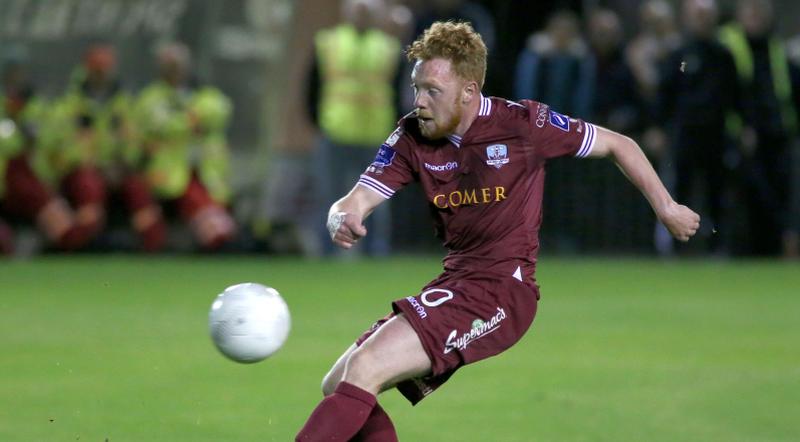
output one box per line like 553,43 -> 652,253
549,111 -> 570,131
424,161 -> 459,172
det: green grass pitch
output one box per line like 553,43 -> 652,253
1,255 -> 798,441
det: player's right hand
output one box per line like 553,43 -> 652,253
327,211 -> 367,249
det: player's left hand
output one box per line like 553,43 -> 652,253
659,201 -> 700,242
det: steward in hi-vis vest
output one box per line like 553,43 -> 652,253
315,23 -> 400,146
133,42 -> 235,250
718,0 -> 800,257
41,45 -> 168,251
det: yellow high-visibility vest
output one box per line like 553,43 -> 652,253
719,24 -> 797,135
315,24 -> 400,146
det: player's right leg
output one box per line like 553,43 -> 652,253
341,313 -> 431,394
321,343 -> 356,396
320,337 -> 419,396
320,344 -> 402,442
296,314 -> 429,442
320,344 -> 398,442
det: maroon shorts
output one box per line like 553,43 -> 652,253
61,167 -> 107,206
176,174 -> 218,220
120,174 -> 158,212
2,154 -> 53,219
356,263 -> 539,405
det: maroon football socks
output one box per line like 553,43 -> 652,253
295,381 -> 376,441
352,403 -> 398,442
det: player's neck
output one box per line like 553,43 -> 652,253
452,95 -> 482,137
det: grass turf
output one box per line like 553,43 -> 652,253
0,255 -> 798,441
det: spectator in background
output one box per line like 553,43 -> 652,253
134,42 -> 236,250
0,216 -> 11,255
654,0 -> 740,254
0,49 -> 95,252
787,31 -> 800,68
307,0 -> 401,257
386,3 -> 418,114
412,0 -> 496,54
384,3 -> 415,45
403,0 -> 495,112
586,8 -> 643,134
627,0 -> 682,103
514,10 -> 593,119
40,44 -> 166,252
719,0 -> 800,257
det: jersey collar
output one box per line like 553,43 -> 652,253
446,134 -> 463,147
447,95 -> 491,148
478,94 -> 492,117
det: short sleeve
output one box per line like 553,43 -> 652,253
527,101 -> 597,160
357,127 -> 414,199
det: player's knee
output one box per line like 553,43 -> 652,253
320,371 -> 338,396
342,347 -> 379,389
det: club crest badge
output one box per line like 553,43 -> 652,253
485,144 -> 509,169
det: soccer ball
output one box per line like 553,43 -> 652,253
208,283 -> 291,363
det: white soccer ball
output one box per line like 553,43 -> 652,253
208,283 -> 291,363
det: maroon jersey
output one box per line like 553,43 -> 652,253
358,96 -> 597,274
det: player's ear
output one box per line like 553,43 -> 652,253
462,81 -> 477,103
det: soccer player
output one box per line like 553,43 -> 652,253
295,21 -> 700,441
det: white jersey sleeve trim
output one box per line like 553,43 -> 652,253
575,123 -> 597,158
357,175 -> 394,199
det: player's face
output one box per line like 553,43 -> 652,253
411,58 -> 465,139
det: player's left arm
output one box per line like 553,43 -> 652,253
587,126 -> 700,242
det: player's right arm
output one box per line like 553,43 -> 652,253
327,185 -> 386,249
328,123 -> 414,249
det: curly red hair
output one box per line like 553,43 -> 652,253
406,21 -> 487,88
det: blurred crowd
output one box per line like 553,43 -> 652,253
3,0 -> 800,258
1,42 -> 236,256
303,0 -> 800,259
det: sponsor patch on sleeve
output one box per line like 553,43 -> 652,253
549,110 -> 570,132
368,145 -> 396,175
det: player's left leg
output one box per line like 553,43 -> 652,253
296,314 -> 429,442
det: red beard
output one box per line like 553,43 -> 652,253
418,97 -> 463,139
